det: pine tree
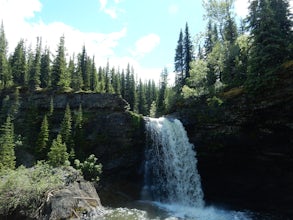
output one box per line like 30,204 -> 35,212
112,68 -> 121,95
74,104 -> 84,155
120,69 -> 125,97
174,29 -> 184,88
0,22 -> 12,89
183,23 -> 193,79
204,20 -> 214,58
78,45 -> 90,90
124,64 -> 136,110
90,56 -> 98,91
136,79 -> 147,115
105,60 -> 110,93
97,66 -> 105,93
36,114 -> 49,160
157,68 -> 168,115
25,45 -> 34,87
28,37 -> 42,90
10,39 -> 27,86
48,134 -> 68,167
60,103 -> 74,149
0,116 -> 16,171
69,55 -> 83,91
246,0 -> 292,90
51,35 -> 69,90
40,47 -> 51,88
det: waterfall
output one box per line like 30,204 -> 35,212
143,117 -> 205,208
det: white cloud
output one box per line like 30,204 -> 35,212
132,34 -> 160,57
0,0 -> 163,83
99,0 -> 124,19
99,0 -> 107,10
234,0 -> 249,18
168,4 -> 179,15
0,0 -> 127,65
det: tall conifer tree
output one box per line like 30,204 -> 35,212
0,116 -> 15,171
183,23 -> 193,79
51,35 -> 69,90
0,22 -> 12,89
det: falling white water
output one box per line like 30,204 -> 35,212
143,117 -> 205,208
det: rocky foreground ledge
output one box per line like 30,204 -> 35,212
0,166 -> 103,220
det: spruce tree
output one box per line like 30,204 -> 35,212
0,116 -> 16,171
136,79 -> 147,115
78,45 -> 90,90
36,114 -> 49,160
69,55 -> 83,91
40,47 -> 51,88
183,23 -> 193,79
48,134 -> 68,167
246,0 -> 292,90
28,37 -> 42,91
174,29 -> 184,88
204,20 -> 214,58
97,66 -> 105,93
90,56 -> 98,91
10,39 -> 27,86
105,60 -> 110,93
120,69 -> 125,97
112,68 -> 121,95
60,104 -> 74,149
51,35 -> 69,90
74,104 -> 84,155
124,64 -> 136,110
157,68 -> 168,115
0,22 -> 12,89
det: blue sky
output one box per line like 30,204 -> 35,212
0,0 -> 252,82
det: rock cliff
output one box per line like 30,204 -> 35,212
176,70 -> 293,216
0,91 -> 145,206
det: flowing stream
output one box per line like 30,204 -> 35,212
96,117 -> 286,220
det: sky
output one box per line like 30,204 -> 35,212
0,0 -> 262,82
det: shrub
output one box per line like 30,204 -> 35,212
74,154 -> 102,182
0,161 -> 63,216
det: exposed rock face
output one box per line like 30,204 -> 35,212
42,167 -> 102,220
176,72 -> 293,217
0,91 -> 145,207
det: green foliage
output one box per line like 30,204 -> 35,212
187,60 -> 208,96
0,116 -> 15,171
51,35 -> 69,90
10,39 -> 27,86
129,111 -> 143,129
156,68 -> 168,116
0,161 -> 63,216
60,103 -> 74,148
149,101 -> 157,118
246,0 -> 292,93
40,47 -> 51,88
0,22 -> 12,89
74,154 -> 102,182
181,85 -> 199,99
36,115 -> 49,160
207,96 -> 223,107
28,37 -> 41,91
48,134 -> 69,167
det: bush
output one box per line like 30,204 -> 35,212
74,154 -> 102,182
207,96 -> 223,107
0,161 -> 63,216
